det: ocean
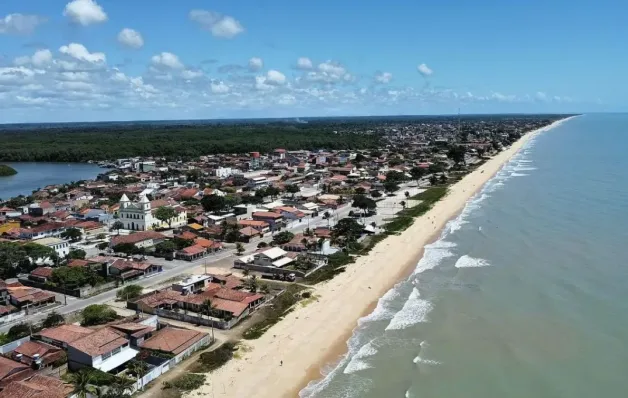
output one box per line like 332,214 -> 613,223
300,114 -> 628,398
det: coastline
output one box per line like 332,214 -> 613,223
194,116 -> 576,398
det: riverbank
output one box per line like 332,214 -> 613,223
188,117 -> 576,398
0,164 -> 17,177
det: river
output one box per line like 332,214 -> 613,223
0,162 -> 103,201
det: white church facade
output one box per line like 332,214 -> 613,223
118,194 -> 187,231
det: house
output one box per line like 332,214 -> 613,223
110,230 -> 167,249
27,202 -> 55,217
237,219 -> 269,233
33,237 -> 69,258
234,247 -> 295,274
0,356 -> 35,390
172,274 -> 212,294
108,259 -> 161,281
11,340 -> 65,369
19,223 -> 67,240
140,326 -> 208,357
109,322 -> 155,347
35,324 -> 94,349
7,284 -> 56,311
194,237 -> 222,252
176,245 -> 207,261
73,220 -> 107,237
28,267 -> 54,284
274,206 -> 306,221
252,212 -> 284,230
67,327 -> 138,372
238,226 -> 261,241
0,374 -> 73,398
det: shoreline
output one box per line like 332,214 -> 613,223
194,116 -> 577,398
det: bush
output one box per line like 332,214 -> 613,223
80,304 -> 118,326
116,284 -> 143,301
42,311 -> 65,328
243,285 -> 305,339
163,373 -> 206,391
7,323 -> 32,340
192,342 -> 237,372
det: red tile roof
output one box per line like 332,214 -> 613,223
111,231 -> 166,246
36,324 -> 94,345
141,327 -> 207,355
252,212 -> 283,219
179,245 -> 206,256
69,327 -> 128,357
30,267 -> 53,279
0,356 -> 29,381
0,374 -> 73,398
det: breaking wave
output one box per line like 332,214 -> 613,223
454,255 -> 491,268
385,288 -> 433,330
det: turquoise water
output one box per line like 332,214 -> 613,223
300,114 -> 628,398
0,162 -> 103,200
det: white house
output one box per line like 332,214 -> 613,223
67,327 -> 138,372
34,237 -> 70,258
118,194 -> 187,231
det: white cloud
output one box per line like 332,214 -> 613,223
375,72 -> 393,84
211,81 -> 229,94
58,71 -> 91,82
417,63 -> 433,77
14,49 -> 53,67
301,61 -> 353,84
181,69 -> 204,79
189,10 -> 244,39
296,57 -> 313,70
118,28 -> 144,49
491,92 -> 516,102
64,0 -> 108,26
318,61 -> 346,77
0,13 -> 46,35
59,43 -> 106,63
151,52 -> 184,69
248,57 -> 263,72
535,91 -> 548,101
266,70 -> 286,85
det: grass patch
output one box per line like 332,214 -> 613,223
243,285 -> 306,339
382,187 -> 449,234
304,252 -> 355,284
162,373 -> 206,391
189,341 -> 237,373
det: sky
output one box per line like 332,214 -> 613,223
0,0 -> 625,123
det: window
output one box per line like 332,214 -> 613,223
112,347 -> 121,355
102,351 -> 112,360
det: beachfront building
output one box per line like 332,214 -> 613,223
118,194 -> 187,231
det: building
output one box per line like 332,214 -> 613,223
35,324 -> 94,349
140,326 -> 208,357
28,267 -> 54,284
7,284 -> 56,311
33,237 -> 69,258
118,194 -> 187,231
176,245 -> 207,261
234,247 -> 296,275
172,274 -> 212,294
19,223 -> 67,240
11,340 -> 64,369
251,211 -> 284,230
108,259 -> 162,281
67,327 -> 138,372
110,230 -> 167,249
0,374 -> 73,398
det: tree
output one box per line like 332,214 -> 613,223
68,248 -> 86,260
111,221 -> 124,234
400,200 -> 407,209
265,186 -> 280,199
404,191 -> 410,199
81,304 -> 118,326
354,187 -> 366,195
384,181 -> 399,194
371,190 -> 382,199
61,228 -> 82,242
410,166 -> 426,183
97,242 -> 109,251
429,175 -> 438,186
273,231 -> 294,245
116,284 -> 143,301
51,267 -> 100,288
332,218 -> 363,242
385,170 -> 405,184
245,275 -> 259,293
96,233 -> 107,240
67,369 -> 98,398
257,241 -> 268,249
440,174 -> 448,184
113,243 -> 137,256
236,242 -> 245,255
155,240 -> 177,254
7,323 -> 31,340
447,145 -> 466,164
42,311 -> 65,328
154,206 -> 178,229
286,184 -> 300,198
352,195 -> 376,216
201,194 -> 226,213
127,359 -> 148,378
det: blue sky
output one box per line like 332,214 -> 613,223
0,0 -> 625,122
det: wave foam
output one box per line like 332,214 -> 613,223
343,341 -> 378,374
357,285 -> 402,325
385,288 -> 433,330
413,356 -> 442,365
413,242 -> 455,275
511,172 -> 529,177
455,255 -> 491,268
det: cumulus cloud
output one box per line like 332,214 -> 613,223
15,49 -> 53,67
296,57 -> 313,70
0,14 -> 47,35
64,0 -> 108,26
266,70 -> 286,85
151,52 -> 184,69
181,69 -> 204,79
417,63 -> 433,77
211,81 -> 229,94
59,43 -> 106,63
189,10 -> 244,39
118,28 -> 144,49
248,57 -> 263,72
301,60 -> 354,84
375,72 -> 393,84
535,91 -> 548,101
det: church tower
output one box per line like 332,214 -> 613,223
120,193 -> 130,209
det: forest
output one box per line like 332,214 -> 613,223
0,123 -> 383,162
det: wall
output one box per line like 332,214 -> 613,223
17,277 -> 117,298
153,309 -> 241,330
0,335 -> 30,354
0,310 -> 26,325
233,262 -> 306,278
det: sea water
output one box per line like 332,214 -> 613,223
300,114 -> 628,398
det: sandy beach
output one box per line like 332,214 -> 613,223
194,117 -> 574,398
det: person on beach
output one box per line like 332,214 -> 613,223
280,360 -> 283,366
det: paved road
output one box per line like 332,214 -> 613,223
2,183 -> 420,333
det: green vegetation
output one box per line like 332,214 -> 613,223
0,164 -> 17,176
0,124 -> 381,162
0,241 -> 58,278
50,266 -> 102,288
61,227 -> 82,242
243,285 -> 306,339
80,304 -> 119,326
304,252 -> 355,284
383,187 -> 448,234
272,231 -> 294,245
68,248 -> 87,260
116,284 -> 143,300
153,206 -> 178,228
190,341 -> 237,373
42,311 -> 65,328
162,373 -> 206,392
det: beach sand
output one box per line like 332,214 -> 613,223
193,117 -> 574,398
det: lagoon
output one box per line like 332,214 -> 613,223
0,162 -> 103,200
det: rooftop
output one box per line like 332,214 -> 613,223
141,327 -> 207,355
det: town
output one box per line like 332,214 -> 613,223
0,115 -> 564,398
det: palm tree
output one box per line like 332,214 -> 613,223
67,370 -> 97,398
400,200 -> 406,209
202,298 -> 215,341
111,375 -> 135,396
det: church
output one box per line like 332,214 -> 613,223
118,194 -> 187,231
